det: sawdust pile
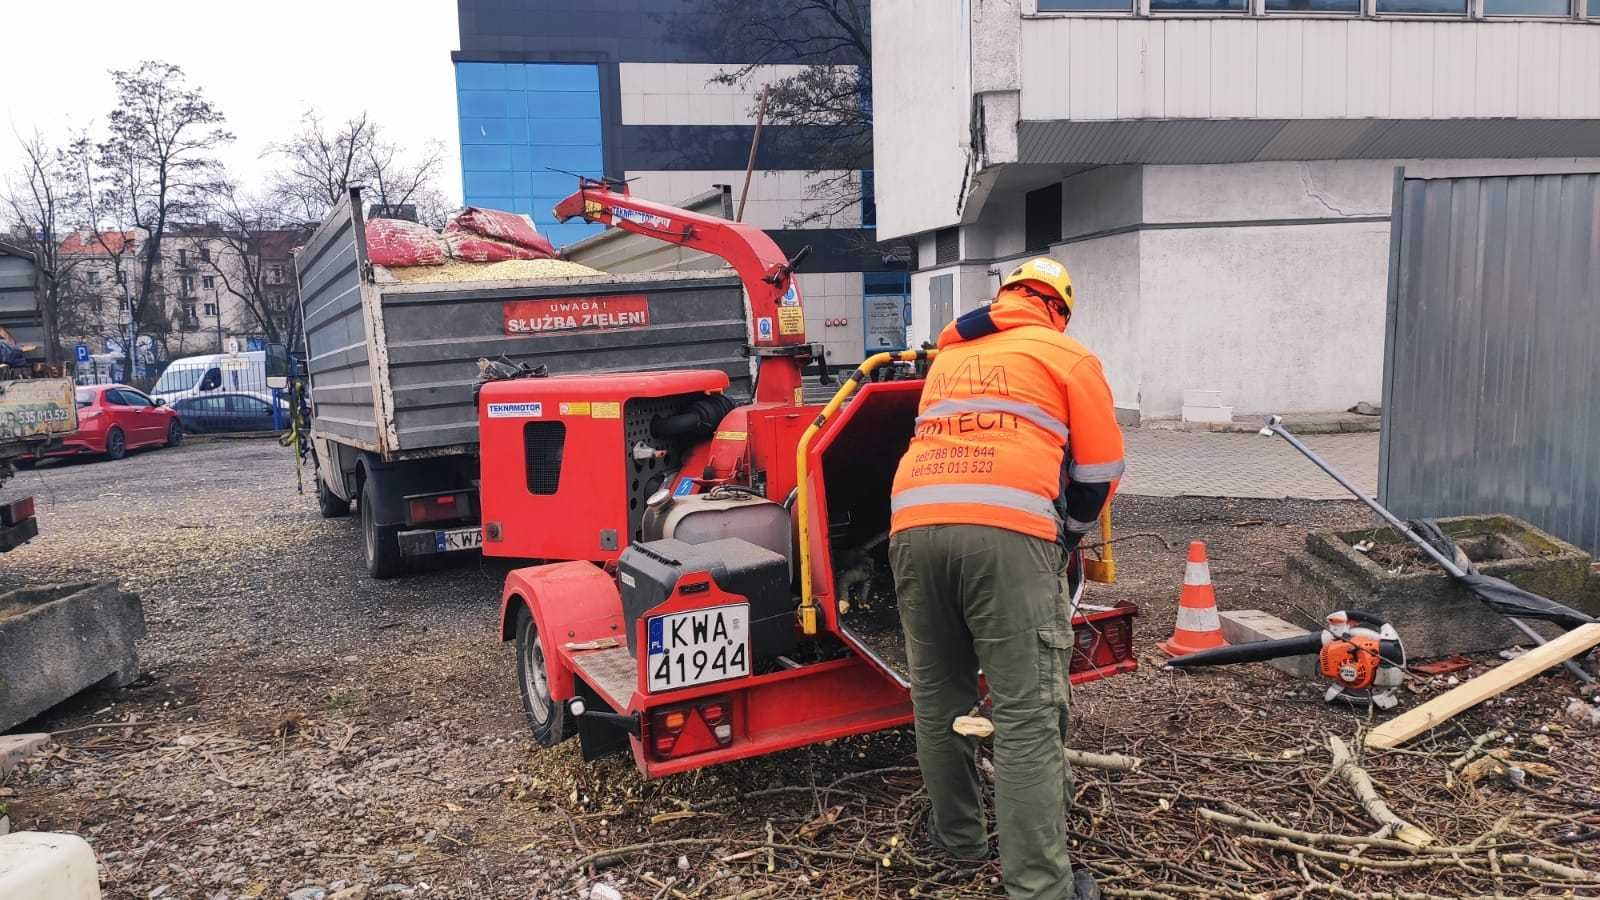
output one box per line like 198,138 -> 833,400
381,258 -> 602,284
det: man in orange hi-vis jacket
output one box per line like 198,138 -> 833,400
889,256 -> 1123,900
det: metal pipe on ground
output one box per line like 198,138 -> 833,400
1258,415 -> 1595,684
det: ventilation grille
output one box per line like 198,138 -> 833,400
524,421 -> 567,495
934,227 -> 959,265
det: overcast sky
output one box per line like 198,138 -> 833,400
1,0 -> 463,208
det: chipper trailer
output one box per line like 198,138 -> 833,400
488,180 -> 1139,775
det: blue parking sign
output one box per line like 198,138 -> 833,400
74,343 -> 90,363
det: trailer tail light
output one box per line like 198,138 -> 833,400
647,696 -> 735,760
1068,602 -> 1139,684
405,491 -> 473,526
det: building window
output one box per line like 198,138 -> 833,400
203,302 -> 218,317
269,264 -> 285,284
178,248 -> 188,266
1038,0 -> 1135,9
935,228 -> 959,266
1484,0 -> 1569,12
115,270 -> 126,285
180,275 -> 195,295
1374,0 -> 1467,11
201,276 -> 215,289
199,246 -> 211,263
1025,183 -> 1063,253
87,270 -> 101,285
1151,0 -> 1246,10
1266,0 -> 1359,11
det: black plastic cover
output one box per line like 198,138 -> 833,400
618,537 -> 796,664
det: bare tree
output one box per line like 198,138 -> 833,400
94,60 -> 233,367
2,130 -> 91,361
187,180 -> 312,351
268,110 -> 449,226
660,0 -> 872,228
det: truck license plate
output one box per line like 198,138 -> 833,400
647,604 -> 749,692
436,527 -> 483,552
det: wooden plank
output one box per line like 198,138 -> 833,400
1365,623 -> 1600,751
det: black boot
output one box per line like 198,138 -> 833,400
1072,869 -> 1102,900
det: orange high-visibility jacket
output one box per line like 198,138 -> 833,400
890,289 -> 1124,542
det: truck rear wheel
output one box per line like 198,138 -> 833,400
360,478 -> 404,579
317,478 -> 352,518
516,608 -> 571,747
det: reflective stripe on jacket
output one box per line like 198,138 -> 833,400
890,288 -> 1124,542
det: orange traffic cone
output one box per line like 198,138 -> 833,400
1160,541 -> 1230,657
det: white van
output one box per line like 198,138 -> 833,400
149,350 -> 271,404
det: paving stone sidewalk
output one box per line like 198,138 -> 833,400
1120,429 -> 1379,500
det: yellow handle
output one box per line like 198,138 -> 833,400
1083,505 -> 1117,584
794,349 -> 934,635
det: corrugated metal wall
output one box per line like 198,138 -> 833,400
1379,170 -> 1600,555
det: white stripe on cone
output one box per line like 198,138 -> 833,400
1183,560 -> 1211,586
1175,604 -> 1221,633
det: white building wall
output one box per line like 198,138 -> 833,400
619,64 -> 826,126
870,0 -> 972,239
622,170 -> 861,230
906,156 -> 1600,419
1018,19 -> 1600,123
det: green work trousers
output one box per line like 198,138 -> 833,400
889,524 -> 1074,900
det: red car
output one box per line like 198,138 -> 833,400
53,384 -> 183,460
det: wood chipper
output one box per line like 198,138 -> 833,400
485,180 -> 1137,776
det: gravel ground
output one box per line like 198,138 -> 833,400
2,440 -> 1597,900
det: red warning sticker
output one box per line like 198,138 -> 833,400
504,296 -> 650,335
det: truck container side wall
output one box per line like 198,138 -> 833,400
0,244 -> 46,353
298,192 -> 384,452
296,188 -> 752,463
380,277 -> 749,451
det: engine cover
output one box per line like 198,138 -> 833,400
643,492 -> 792,569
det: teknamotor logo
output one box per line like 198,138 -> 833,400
486,402 -> 543,419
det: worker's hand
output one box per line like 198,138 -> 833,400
1059,532 -> 1083,555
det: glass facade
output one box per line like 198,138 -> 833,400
1484,0 -> 1571,13
1266,0 -> 1360,11
455,62 -> 606,248
1038,0 -> 1134,9
1149,0 -> 1248,11
1374,0 -> 1469,11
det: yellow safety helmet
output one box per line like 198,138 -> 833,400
1000,257 -> 1074,316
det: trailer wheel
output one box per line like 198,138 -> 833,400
317,478 -> 352,518
515,608 -> 571,746
360,478 -> 404,579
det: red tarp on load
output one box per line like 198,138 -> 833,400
447,208 -> 556,259
443,230 -> 553,263
365,218 -> 447,267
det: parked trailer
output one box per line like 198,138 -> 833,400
294,188 -> 752,577
0,242 -> 76,552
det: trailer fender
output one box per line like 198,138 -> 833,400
499,561 -> 622,702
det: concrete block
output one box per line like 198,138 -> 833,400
1218,610 -> 1320,680
0,832 -> 101,899
1182,404 -> 1234,424
1291,515 -> 1592,658
0,582 -> 143,734
0,733 -> 50,779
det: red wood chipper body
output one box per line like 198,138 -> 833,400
485,181 -> 1137,776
